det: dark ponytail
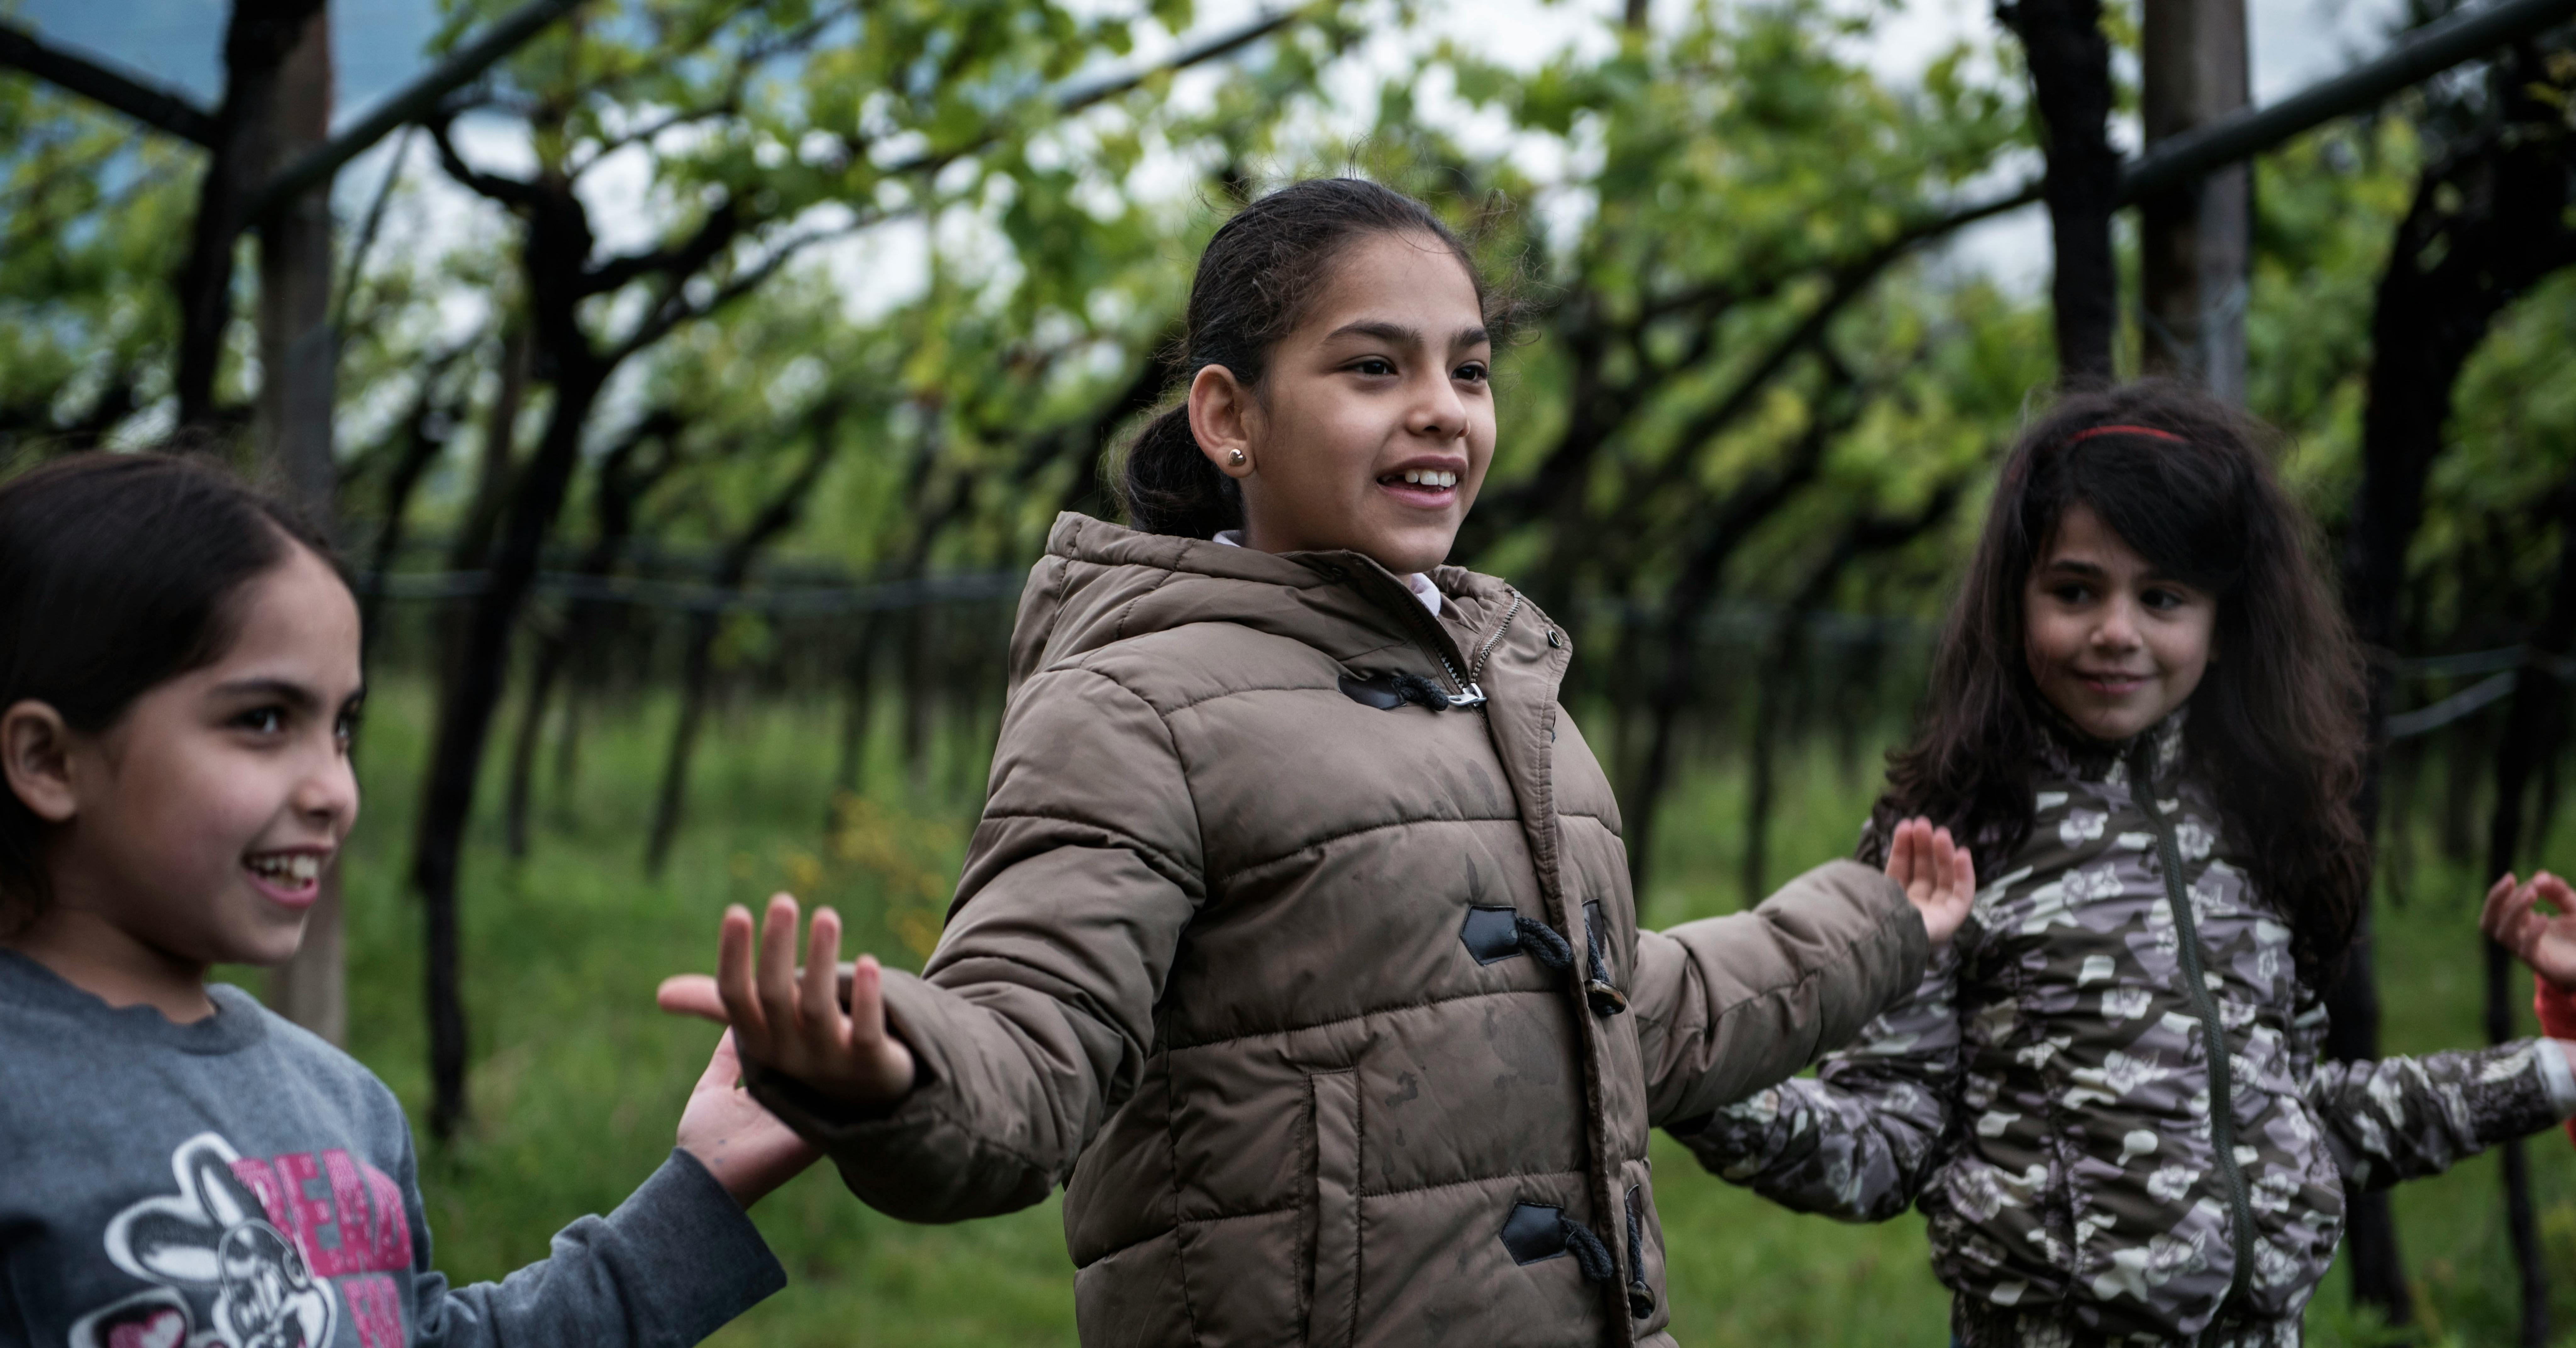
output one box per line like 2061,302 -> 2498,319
0,452 -> 338,934
1118,177 -> 1507,538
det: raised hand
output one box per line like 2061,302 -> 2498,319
674,1030 -> 823,1207
656,893 -> 918,1106
1885,816 -> 1975,948
2482,871 -> 2576,993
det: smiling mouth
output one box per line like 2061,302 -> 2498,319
1376,467 -> 1460,507
242,851 -> 326,907
2074,671 -> 2150,693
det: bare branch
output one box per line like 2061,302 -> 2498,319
609,217 -> 863,362
582,201 -> 743,297
1052,5 -> 1302,114
245,0 -> 587,221
426,114 -> 545,211
0,19 -> 218,145
872,5 -> 1309,180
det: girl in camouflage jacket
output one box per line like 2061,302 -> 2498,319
1677,384 -> 2576,1348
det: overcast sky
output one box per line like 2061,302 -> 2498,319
12,0 -> 2420,299
17,0 -> 2411,111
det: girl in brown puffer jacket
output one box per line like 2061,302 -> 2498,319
657,177 -> 1970,1347
1679,383 -> 2576,1347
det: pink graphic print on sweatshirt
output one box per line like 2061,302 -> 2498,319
67,1132 -> 414,1348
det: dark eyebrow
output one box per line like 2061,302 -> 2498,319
1325,321 -> 1491,353
210,678 -> 323,713
1327,319 -> 1421,346
2037,558 -> 2108,578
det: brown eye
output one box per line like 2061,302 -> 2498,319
235,707 -> 286,735
1455,362 -> 1489,384
1352,357 -> 1395,377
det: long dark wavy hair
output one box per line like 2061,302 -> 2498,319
1871,382 -> 2369,983
1116,177 -> 1511,538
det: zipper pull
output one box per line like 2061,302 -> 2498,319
1442,681 -> 1488,710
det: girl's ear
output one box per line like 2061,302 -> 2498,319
1,700 -> 78,824
1187,364 -> 1258,480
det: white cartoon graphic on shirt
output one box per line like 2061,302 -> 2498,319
68,1132 -> 337,1348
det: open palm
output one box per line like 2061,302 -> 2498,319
1886,816 -> 1976,948
658,893 -> 918,1106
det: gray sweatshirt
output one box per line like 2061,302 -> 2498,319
0,951 -> 786,1348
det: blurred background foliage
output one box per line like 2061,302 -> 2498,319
11,0 -> 2576,1339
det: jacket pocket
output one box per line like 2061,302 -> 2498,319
1306,1070 -> 1362,1348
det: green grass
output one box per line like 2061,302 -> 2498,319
308,682 -> 2576,1345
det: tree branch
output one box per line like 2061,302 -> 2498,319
0,19 -> 219,145
582,201 -> 742,297
244,0 -> 587,221
870,4 -> 1309,180
426,113 -> 546,211
609,217 -> 858,362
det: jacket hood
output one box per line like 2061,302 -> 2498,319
1005,511 -> 1519,694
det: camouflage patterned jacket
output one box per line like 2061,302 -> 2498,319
1679,714 -> 2576,1347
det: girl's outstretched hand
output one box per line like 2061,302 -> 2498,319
675,1030 -> 822,1208
2482,871 -> 2576,992
1886,816 -> 1975,948
656,893 -> 918,1106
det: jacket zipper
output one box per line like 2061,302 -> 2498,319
1434,592 -> 1523,707
2128,742 -> 2257,1320
1365,562 -> 1520,710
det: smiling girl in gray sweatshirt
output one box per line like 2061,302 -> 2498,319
0,454 -> 807,1348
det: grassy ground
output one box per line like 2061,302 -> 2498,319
310,680 -> 2576,1345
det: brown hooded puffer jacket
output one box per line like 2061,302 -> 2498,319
747,513 -> 1928,1346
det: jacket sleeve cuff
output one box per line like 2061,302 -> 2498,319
739,971 -> 1059,1222
741,978 -> 958,1146
2538,1039 -> 2576,1118
601,1150 -> 789,1335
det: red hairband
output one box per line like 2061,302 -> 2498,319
2066,424 -> 2185,444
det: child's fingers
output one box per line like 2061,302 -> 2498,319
848,954 -> 892,1064
800,907 -> 845,1039
692,1029 -> 745,1095
2482,873 -> 2520,932
657,974 -> 730,1024
715,904 -> 765,1045
2536,871 -> 2575,915
1885,818 -> 1920,885
2495,886 -> 2549,959
2483,874 -> 2534,946
1946,828 -> 1976,900
755,893 -> 803,1036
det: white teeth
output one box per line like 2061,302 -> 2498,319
1398,469 -> 1457,488
247,853 -> 321,884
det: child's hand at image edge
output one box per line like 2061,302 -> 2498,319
2483,871 -> 2576,993
1885,816 -> 1975,948
2482,870 -> 2576,1146
659,893 -> 919,1108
